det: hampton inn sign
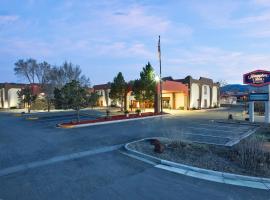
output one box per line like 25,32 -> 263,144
243,70 -> 270,87
243,69 -> 270,123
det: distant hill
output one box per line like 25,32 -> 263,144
220,84 -> 250,94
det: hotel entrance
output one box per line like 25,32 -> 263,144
162,97 -> 170,108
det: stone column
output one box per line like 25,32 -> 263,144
199,84 -> 202,109
172,93 -> 176,109
265,85 -> 270,123
210,86 -> 213,108
249,101 -> 255,122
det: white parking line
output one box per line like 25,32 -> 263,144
180,132 -> 233,139
183,126 -> 240,134
0,144 -> 123,177
183,121 -> 252,130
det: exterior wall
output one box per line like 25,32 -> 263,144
126,93 -> 136,109
175,93 -> 186,109
160,92 -> 186,109
220,96 -> 237,104
190,83 -> 200,109
201,84 -> 211,108
96,89 -> 111,107
8,88 -> 21,108
0,88 -> 7,108
212,86 -> 218,107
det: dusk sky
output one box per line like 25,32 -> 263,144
1,0 -> 270,85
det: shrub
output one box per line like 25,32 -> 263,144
124,110 -> 129,114
106,109 -> 110,118
135,109 -> 141,115
234,137 -> 265,171
179,106 -> 185,110
169,140 -> 186,150
31,98 -> 47,110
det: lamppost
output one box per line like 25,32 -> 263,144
154,75 -> 160,114
158,35 -> 162,114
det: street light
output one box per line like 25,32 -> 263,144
155,75 -> 160,83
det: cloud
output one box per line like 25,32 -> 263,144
106,6 -> 171,35
190,1 -> 270,38
166,46 -> 270,83
0,15 -> 19,24
93,42 -> 154,58
0,38 -> 53,58
252,0 -> 270,6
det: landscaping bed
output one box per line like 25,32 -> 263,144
128,127 -> 270,178
60,112 -> 164,126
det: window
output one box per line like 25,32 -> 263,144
204,86 -> 207,95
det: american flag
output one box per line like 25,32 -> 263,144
158,35 -> 161,60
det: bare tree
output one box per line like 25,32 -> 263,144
36,61 -> 51,84
48,62 -> 90,89
218,79 -> 228,87
14,58 -> 38,84
37,62 -> 54,112
15,59 -> 91,112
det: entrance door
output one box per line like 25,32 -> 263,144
162,97 -> 170,108
204,99 -> 207,108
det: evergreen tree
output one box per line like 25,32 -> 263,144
88,92 -> 100,109
109,72 -> 127,110
58,80 -> 88,122
17,86 -> 37,113
133,62 -> 156,109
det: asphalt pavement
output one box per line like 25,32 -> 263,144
0,109 -> 269,200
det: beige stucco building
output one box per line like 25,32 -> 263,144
94,76 -> 220,110
0,83 -> 26,109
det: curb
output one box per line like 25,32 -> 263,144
124,138 -> 270,190
59,124 -> 75,129
26,117 -> 39,120
13,113 -> 22,117
191,107 -> 227,112
58,114 -> 167,129
216,120 -> 261,127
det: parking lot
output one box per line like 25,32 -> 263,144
0,109 -> 268,199
23,110 -> 258,146
24,110 -> 103,126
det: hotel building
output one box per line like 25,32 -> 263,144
93,76 -> 220,110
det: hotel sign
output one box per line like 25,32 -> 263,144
243,70 -> 270,87
249,93 -> 269,101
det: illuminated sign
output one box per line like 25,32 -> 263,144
249,93 -> 269,101
243,70 -> 270,87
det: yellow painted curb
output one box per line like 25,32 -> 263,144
26,117 -> 39,120
13,113 -> 22,117
59,124 -> 74,129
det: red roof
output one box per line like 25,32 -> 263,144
157,80 -> 188,95
93,83 -> 110,90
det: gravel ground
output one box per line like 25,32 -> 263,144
128,132 -> 270,178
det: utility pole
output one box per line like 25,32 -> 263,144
158,35 -> 163,113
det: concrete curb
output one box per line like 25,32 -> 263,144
26,117 -> 39,120
58,114 -> 167,129
124,138 -> 270,190
191,107 -> 227,112
216,120 -> 261,127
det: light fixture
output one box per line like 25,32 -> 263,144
155,75 -> 160,82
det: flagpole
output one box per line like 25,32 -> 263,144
158,35 -> 163,114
